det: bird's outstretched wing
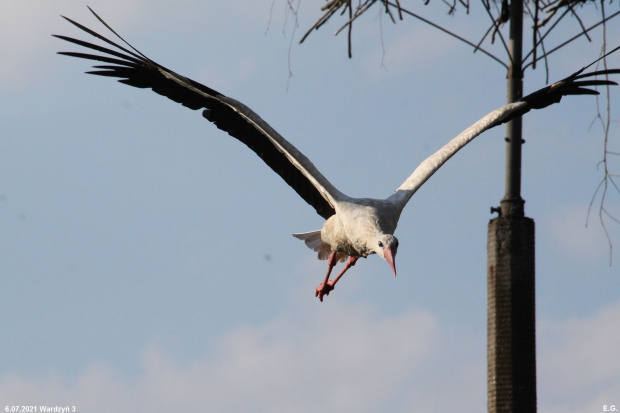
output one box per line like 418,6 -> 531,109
388,49 -> 620,211
54,7 -> 346,220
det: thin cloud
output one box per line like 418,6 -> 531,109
539,299 -> 620,412
3,299 -> 618,411
0,303 -> 450,412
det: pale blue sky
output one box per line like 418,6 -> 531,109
2,1 -> 619,411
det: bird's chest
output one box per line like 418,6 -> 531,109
320,212 -> 375,257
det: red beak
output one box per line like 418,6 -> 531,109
384,246 -> 397,277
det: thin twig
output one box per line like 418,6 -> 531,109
523,8 -> 620,71
587,0 -> 618,264
383,0 -> 508,68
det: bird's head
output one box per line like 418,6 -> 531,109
374,234 -> 398,276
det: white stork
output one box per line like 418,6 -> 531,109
55,8 -> 619,301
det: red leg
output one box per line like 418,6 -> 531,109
315,252 -> 338,301
331,256 -> 358,286
316,255 -> 358,302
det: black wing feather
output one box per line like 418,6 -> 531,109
54,9 -> 335,220
501,52 -> 620,123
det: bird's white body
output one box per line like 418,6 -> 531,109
296,198 -> 401,259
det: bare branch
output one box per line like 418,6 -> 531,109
586,1 -> 619,264
477,0 -> 511,62
523,8 -> 620,71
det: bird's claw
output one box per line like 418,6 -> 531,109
315,281 -> 335,302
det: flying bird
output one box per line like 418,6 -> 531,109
55,8 -> 619,301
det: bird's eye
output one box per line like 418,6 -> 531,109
378,241 -> 384,248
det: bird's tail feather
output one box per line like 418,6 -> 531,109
292,231 -> 346,262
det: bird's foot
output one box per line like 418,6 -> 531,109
315,280 -> 335,302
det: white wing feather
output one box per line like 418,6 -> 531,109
387,101 -> 526,210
